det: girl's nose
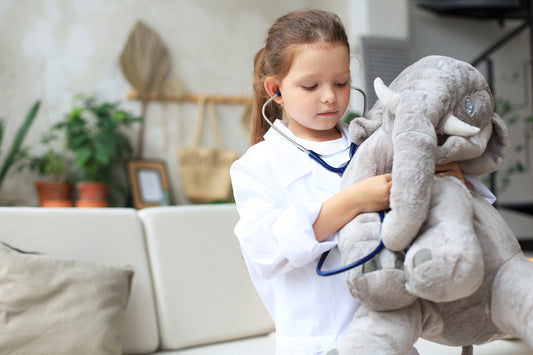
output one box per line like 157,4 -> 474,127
321,86 -> 336,104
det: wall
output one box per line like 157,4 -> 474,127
0,0 -> 350,206
347,0 -> 409,110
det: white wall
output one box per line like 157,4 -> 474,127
349,0 -> 408,40
0,0 -> 353,206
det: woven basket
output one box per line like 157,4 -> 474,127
177,97 -> 238,203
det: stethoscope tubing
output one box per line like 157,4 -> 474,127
316,211 -> 386,276
261,86 -> 367,157
261,91 -> 308,154
307,143 -> 357,176
261,87 -> 386,276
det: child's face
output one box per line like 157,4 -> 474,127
279,42 -> 350,141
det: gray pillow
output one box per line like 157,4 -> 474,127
0,242 -> 133,354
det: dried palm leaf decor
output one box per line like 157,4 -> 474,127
120,21 -> 185,157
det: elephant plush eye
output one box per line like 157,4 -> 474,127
465,98 -> 475,116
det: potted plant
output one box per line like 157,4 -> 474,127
54,95 -> 141,207
23,130 -> 78,207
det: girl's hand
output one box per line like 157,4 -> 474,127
313,173 -> 391,242
435,162 -> 465,184
347,173 -> 392,214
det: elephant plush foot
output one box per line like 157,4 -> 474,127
344,244 -> 417,311
404,177 -> 484,302
329,302 -> 422,355
492,252 -> 533,349
405,243 -> 483,302
339,212 -> 416,311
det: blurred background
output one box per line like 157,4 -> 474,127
0,0 -> 532,237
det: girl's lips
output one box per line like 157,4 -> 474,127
318,110 -> 338,117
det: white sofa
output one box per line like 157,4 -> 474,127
0,204 -> 530,355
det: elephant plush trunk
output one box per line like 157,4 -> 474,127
382,111 -> 437,251
374,79 -> 443,251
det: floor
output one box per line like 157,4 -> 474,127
415,338 -> 533,355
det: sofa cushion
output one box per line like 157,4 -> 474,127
139,204 -> 275,351
0,241 -> 132,354
0,207 -> 160,354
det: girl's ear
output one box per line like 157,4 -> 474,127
264,77 -> 282,104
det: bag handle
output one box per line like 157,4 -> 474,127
191,96 -> 225,148
192,95 -> 208,147
206,100 -> 224,148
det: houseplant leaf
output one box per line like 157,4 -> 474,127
0,100 -> 41,188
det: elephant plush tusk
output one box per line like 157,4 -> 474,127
440,113 -> 480,137
374,77 -> 400,111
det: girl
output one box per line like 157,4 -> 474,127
230,9 -> 477,354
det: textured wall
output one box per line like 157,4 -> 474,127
0,0 -> 350,205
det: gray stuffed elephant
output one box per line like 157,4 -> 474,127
332,55 -> 533,354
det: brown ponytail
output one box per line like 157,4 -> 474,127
251,47 -> 283,145
250,9 -> 349,145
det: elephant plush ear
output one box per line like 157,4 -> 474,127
460,113 -> 510,175
348,105 -> 384,145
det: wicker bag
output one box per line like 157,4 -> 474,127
177,97 -> 238,203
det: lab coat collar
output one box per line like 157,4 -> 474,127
263,120 -> 349,188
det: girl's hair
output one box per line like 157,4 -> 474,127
251,9 -> 349,145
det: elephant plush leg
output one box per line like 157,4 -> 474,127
329,301 -> 423,355
404,176 -> 484,302
491,252 -> 533,348
339,212 -> 416,311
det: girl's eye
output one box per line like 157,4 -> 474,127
335,82 -> 348,87
303,85 -> 317,90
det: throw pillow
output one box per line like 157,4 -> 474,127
0,242 -> 134,355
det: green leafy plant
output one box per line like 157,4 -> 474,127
494,97 -> 533,192
0,101 -> 41,189
23,131 -> 77,183
54,95 -> 141,205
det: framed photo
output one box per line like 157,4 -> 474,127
127,159 -> 172,209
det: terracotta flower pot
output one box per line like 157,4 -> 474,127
34,180 -> 73,207
76,182 -> 109,208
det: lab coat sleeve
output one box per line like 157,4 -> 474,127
464,174 -> 496,204
231,156 -> 336,280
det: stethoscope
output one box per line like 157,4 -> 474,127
262,86 -> 385,276
261,87 -> 367,176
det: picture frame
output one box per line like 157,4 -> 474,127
127,159 -> 172,209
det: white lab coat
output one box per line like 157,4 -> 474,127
230,120 -> 494,355
231,120 -> 359,354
